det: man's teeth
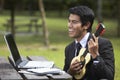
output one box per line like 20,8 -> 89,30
69,29 -> 73,31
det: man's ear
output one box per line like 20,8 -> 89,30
84,22 -> 91,30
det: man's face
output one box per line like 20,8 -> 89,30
68,14 -> 87,39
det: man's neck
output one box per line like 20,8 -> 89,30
75,32 -> 90,48
76,31 -> 87,42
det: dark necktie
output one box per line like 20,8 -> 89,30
76,43 -> 82,56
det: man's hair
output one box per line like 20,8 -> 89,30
69,6 -> 95,32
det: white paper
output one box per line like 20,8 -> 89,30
27,68 -> 63,75
24,61 -> 54,68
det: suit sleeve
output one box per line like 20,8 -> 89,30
92,39 -> 115,80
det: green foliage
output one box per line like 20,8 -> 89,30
2,0 -> 117,18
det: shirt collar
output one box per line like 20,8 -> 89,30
75,32 -> 90,48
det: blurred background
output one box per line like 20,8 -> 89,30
0,0 -> 120,79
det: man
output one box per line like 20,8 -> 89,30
63,6 -> 115,80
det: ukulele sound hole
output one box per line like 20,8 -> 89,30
80,57 -> 86,69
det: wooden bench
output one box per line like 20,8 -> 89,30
3,18 -> 42,33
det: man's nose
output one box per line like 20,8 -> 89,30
68,22 -> 73,28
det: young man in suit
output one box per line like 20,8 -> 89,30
63,6 -> 115,80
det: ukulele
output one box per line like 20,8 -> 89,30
71,23 -> 105,79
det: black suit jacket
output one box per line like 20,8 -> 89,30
63,34 -> 115,80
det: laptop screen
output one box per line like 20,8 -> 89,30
4,33 -> 22,64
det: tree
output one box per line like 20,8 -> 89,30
97,0 -> 103,23
38,0 -> 49,47
0,0 -> 4,12
9,0 -> 16,37
117,0 -> 120,37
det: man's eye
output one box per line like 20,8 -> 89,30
72,21 -> 79,24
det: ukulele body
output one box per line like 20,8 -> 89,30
71,48 -> 91,80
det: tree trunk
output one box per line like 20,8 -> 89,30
38,0 -> 49,47
117,0 -> 120,37
97,0 -> 103,23
0,0 -> 4,12
10,0 -> 15,37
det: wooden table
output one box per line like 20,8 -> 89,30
0,57 -> 22,80
0,56 -> 72,80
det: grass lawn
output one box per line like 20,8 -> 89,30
0,15 -> 119,80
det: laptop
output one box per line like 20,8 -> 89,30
4,33 -> 54,69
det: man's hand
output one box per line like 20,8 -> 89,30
88,34 -> 99,59
68,60 -> 83,75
